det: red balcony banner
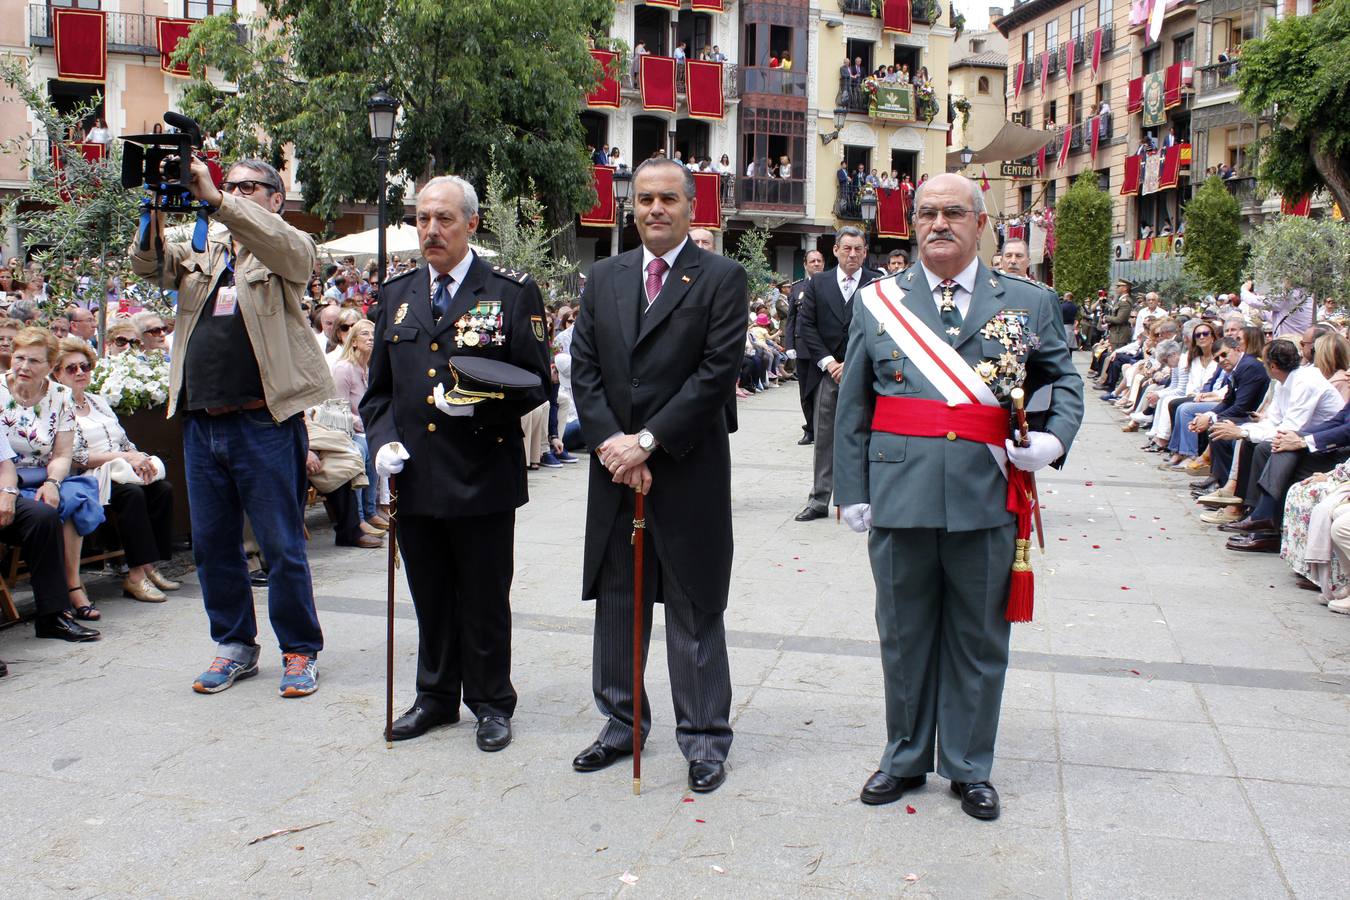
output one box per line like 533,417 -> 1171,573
691,0 -> 725,10
876,187 -> 911,240
580,165 -> 616,228
1064,39 -> 1075,85
883,0 -> 912,35
1036,143 -> 1047,176
1007,224 -> 1026,241
1120,154 -> 1142,195
1281,194 -> 1312,216
1039,51 -> 1051,95
1057,128 -> 1072,169
157,18 -> 195,78
685,60 -> 724,120
53,9 -> 106,84
1127,77 -> 1143,114
1090,115 -> 1101,162
691,171 -> 723,230
1091,28 -> 1104,78
1158,145 -> 1182,190
639,55 -> 677,113
1013,61 -> 1025,100
645,0 -> 680,7
1163,63 -> 1183,109
586,49 -> 621,108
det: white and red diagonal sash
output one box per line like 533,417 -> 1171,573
861,278 -> 1008,478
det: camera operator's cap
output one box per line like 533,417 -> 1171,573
442,357 -> 541,406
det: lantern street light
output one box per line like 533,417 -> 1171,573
959,145 -> 975,169
367,87 -> 400,292
611,168 -> 633,257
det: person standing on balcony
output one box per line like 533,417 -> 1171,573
780,52 -> 793,71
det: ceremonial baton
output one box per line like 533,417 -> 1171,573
1009,389 -> 1046,553
631,488 -> 646,796
384,475 -> 399,747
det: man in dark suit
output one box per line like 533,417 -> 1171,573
794,226 -> 881,521
1189,336 -> 1271,488
361,175 -> 550,749
568,158 -> 747,794
782,248 -> 826,445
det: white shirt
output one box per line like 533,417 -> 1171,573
428,249 -> 475,301
817,266 -> 869,371
1134,305 -> 1165,339
640,237 -> 688,308
922,256 -> 980,320
1241,364 -> 1345,443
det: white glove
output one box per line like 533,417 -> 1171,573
841,503 -> 872,533
375,442 -> 410,477
433,383 -> 475,418
785,348 -> 798,360
1004,432 -> 1065,473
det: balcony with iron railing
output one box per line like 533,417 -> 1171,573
839,78 -> 922,121
739,67 -> 807,97
740,176 -> 805,211
1195,61 -> 1241,99
27,5 -> 248,56
836,185 -> 863,221
838,0 -> 940,26
621,63 -> 741,100
1223,175 -> 1260,209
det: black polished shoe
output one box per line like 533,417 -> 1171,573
794,506 -> 828,522
249,568 -> 270,587
860,771 -> 927,806
1225,532 -> 1280,553
389,705 -> 459,741
689,759 -> 727,793
34,613 -> 100,642
797,434 -> 814,446
572,740 -> 632,772
950,780 -> 1000,820
475,715 -> 512,752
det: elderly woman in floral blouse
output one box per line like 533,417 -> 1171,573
54,337 -> 178,602
0,328 -> 104,618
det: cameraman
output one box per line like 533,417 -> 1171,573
130,156 -> 333,699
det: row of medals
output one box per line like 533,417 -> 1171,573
455,306 -> 506,349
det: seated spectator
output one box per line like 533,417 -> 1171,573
304,416 -> 381,549
1281,459 -> 1350,605
326,307 -> 363,371
1313,332 -> 1350,402
53,337 -> 178,601
1122,337 -> 1184,432
0,328 -> 105,620
1149,319 -> 1219,457
131,310 -> 170,356
49,316 -> 70,339
105,321 -> 143,357
330,319 -> 385,532
0,317 -> 18,371
1163,318 -> 1249,471
312,302 -> 340,353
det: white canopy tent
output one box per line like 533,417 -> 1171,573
316,223 -> 496,265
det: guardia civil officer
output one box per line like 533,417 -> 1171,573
361,175 -> 550,750
782,248 -> 826,445
834,174 -> 1083,820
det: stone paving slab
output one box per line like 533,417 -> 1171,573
2,362 -> 1349,897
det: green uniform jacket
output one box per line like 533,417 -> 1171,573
834,262 -> 1084,532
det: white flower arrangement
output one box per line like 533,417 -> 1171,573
90,350 -> 170,415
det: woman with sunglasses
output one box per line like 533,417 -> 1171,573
54,337 -> 178,602
1150,319 -> 1221,458
325,308 -> 364,371
105,321 -> 143,357
0,328 -> 105,619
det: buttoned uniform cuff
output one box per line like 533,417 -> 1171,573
817,355 -> 837,371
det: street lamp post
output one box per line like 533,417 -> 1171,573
611,169 -> 633,258
367,87 -> 400,291
959,145 -> 974,171
860,191 -> 877,237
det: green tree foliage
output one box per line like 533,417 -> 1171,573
1182,176 -> 1245,294
174,0 -> 616,229
1051,173 -> 1111,301
478,157 -> 577,291
727,226 -> 778,304
1235,0 -> 1350,214
1248,215 -> 1350,304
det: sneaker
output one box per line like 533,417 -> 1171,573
193,655 -> 260,694
539,451 -> 564,469
556,449 -> 579,464
1197,490 -> 1242,507
1329,596 -> 1350,616
279,653 -> 318,697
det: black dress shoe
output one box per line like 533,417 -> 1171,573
1217,516 -> 1257,534
689,759 -> 727,793
794,506 -> 828,522
250,568 -> 270,587
572,740 -> 631,772
860,771 -> 927,806
950,780 -> 1000,820
797,435 -> 814,446
34,613 -> 100,642
1226,533 -> 1280,553
1234,517 -> 1274,534
389,705 -> 459,741
475,715 -> 512,752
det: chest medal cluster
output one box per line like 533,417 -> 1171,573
455,301 -> 505,349
977,309 -> 1040,402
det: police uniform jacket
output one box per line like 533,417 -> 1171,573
361,254 -> 550,519
833,263 -> 1084,531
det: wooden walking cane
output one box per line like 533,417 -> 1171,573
384,475 -> 399,747
631,488 -> 646,796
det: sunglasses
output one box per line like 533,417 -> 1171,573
338,323 -> 353,333
142,326 -> 165,336
63,361 -> 92,375
113,336 -> 142,348
222,179 -> 280,196
1193,330 -> 1213,337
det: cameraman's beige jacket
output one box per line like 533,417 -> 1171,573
130,191 -> 333,421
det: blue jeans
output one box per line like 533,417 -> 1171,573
183,410 -> 323,657
1168,401 -> 1219,456
353,433 -> 377,521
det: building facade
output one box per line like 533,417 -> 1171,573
948,23 -> 1008,260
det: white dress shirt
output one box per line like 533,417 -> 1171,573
1241,364 -> 1345,442
922,256 -> 980,320
640,237 -> 688,308
428,249 -> 475,301
817,265 -> 868,371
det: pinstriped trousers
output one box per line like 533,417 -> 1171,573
592,514 -> 734,763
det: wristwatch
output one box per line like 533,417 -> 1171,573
637,429 -> 657,452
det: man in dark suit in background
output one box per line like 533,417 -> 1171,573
782,248 -> 826,445
794,226 -> 881,521
569,159 -> 747,793
1189,335 -> 1271,492
362,175 -> 551,749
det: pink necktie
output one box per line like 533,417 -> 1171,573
645,257 -> 669,308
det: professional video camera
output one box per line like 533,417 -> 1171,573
119,112 -> 222,254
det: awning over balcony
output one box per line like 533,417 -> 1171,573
944,120 -> 1054,169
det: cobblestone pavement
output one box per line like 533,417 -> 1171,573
2,364 -> 1348,898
